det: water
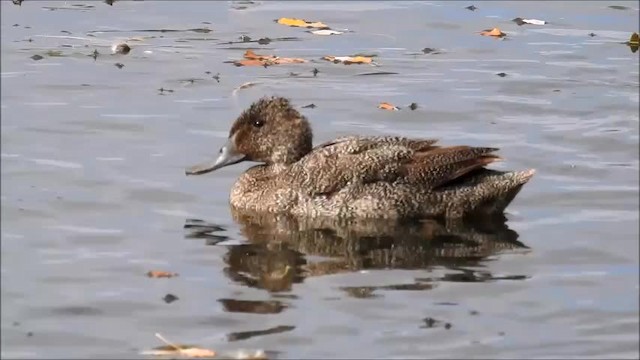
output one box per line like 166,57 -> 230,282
1,1 -> 638,358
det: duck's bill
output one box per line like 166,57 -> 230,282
185,139 -> 245,175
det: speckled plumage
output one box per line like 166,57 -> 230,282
188,96 -> 535,219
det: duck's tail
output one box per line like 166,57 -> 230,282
446,168 -> 535,217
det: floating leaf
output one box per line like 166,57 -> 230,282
378,102 -> 400,111
142,333 -> 216,358
232,50 -> 306,66
30,54 -> 44,61
310,29 -> 343,36
479,27 -> 506,37
322,55 -> 374,65
276,17 -> 328,29
146,270 -> 178,278
626,32 -> 639,53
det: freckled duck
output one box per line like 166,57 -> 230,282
186,96 -> 535,219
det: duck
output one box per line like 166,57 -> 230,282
186,96 -> 535,219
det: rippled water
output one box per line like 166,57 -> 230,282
1,1 -> 639,358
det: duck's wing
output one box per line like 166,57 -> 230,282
293,136 -> 501,196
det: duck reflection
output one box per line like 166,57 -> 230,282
184,210 -> 529,294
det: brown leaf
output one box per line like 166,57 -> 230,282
378,102 -> 400,111
479,27 -> 506,37
146,270 -> 178,278
233,50 -> 306,66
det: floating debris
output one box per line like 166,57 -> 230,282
230,49 -> 306,67
302,103 -> 316,109
625,32 -> 639,53
479,27 -> 506,38
276,17 -> 328,29
111,43 -> 130,54
114,62 -> 124,69
322,55 -> 375,65
378,102 -> 400,111
312,68 -> 319,77
409,102 -> 418,110
30,54 -> 44,61
142,333 -> 216,358
232,81 -> 260,96
310,29 -> 343,36
512,17 -> 546,26
158,87 -> 174,95
608,5 -> 629,10
163,294 -> 179,304
588,32 -> 597,37
465,4 -> 477,11
496,72 -> 507,77
147,270 -> 179,278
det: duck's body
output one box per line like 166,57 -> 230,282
187,97 -> 534,219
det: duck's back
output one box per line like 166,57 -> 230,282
283,135 -> 534,219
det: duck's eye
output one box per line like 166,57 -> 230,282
252,120 -> 264,128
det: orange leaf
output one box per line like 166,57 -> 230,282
146,270 -> 178,278
378,102 -> 400,111
244,50 -> 275,61
234,59 -> 270,67
479,27 -> 506,37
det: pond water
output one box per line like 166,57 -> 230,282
1,1 -> 638,358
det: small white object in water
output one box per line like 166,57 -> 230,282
522,19 -> 546,25
311,29 -> 344,36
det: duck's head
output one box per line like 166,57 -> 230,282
186,96 -> 313,175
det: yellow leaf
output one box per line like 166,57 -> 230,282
629,32 -> 639,45
322,55 -> 374,65
276,17 -> 327,29
378,102 -> 399,111
479,27 -> 506,37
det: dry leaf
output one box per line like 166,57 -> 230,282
233,50 -> 306,66
310,29 -> 343,36
146,270 -> 178,278
142,333 -> 216,358
322,55 -> 374,65
479,28 -> 506,37
276,17 -> 328,29
628,32 -> 639,45
378,102 -> 400,111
